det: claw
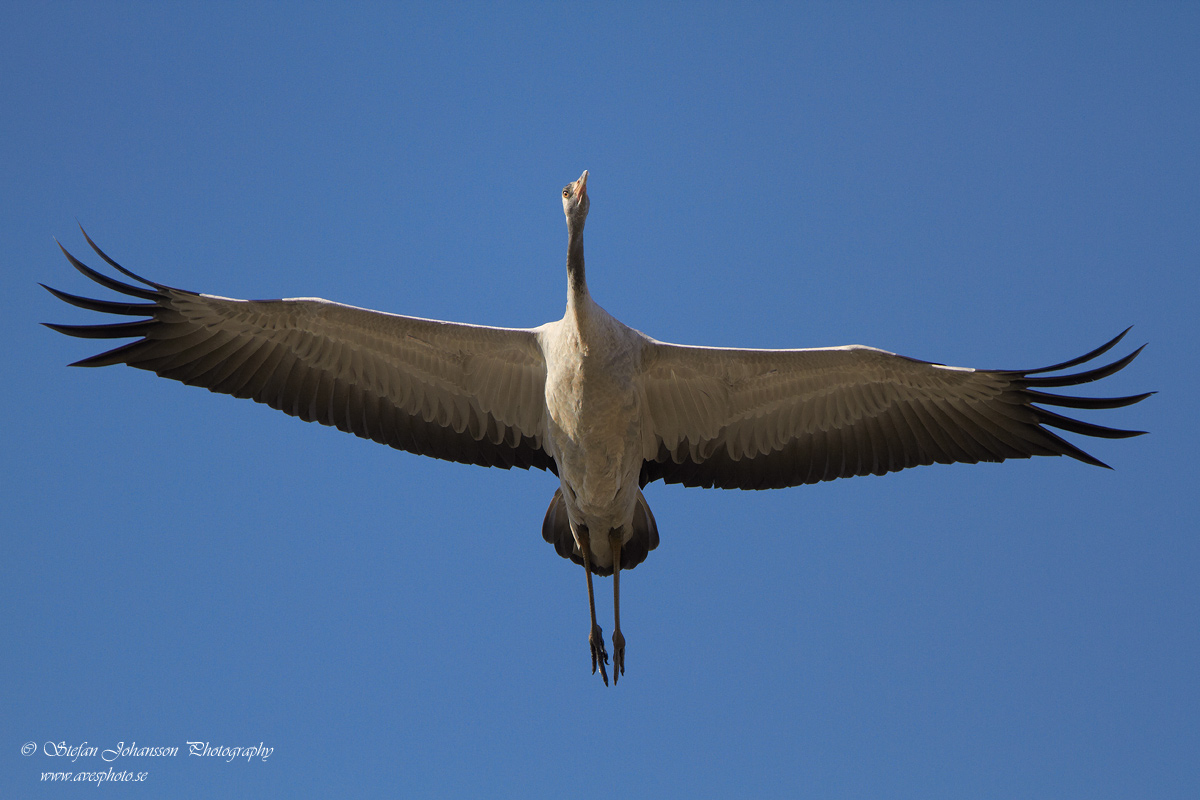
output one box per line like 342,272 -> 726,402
590,623 -> 609,686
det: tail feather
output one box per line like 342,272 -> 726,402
541,488 -> 576,561
541,488 -> 660,576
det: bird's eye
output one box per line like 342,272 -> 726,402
563,188 -> 571,198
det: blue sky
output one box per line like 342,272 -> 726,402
2,4 -> 1196,798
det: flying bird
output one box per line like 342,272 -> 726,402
45,171 -> 1149,685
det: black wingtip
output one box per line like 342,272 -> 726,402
55,241 -> 161,301
1023,388 -> 1155,411
41,282 -> 158,315
1046,430 -> 1115,469
77,224 -> 165,289
1021,327 -> 1134,375
43,319 -> 157,340
62,339 -> 146,368
1034,405 -> 1149,440
1023,344 -> 1147,389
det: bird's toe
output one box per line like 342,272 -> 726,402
589,624 -> 609,686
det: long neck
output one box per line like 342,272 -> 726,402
566,223 -> 587,308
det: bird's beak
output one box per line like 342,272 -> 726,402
576,170 -> 588,200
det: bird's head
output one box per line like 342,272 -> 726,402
562,170 -> 589,229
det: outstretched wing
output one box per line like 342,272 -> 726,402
44,232 -> 556,473
638,332 -> 1149,489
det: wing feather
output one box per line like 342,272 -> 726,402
45,235 -> 555,473
639,332 -> 1148,490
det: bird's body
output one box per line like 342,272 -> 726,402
542,293 -> 646,571
45,170 -> 1149,685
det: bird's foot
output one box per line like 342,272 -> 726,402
612,629 -> 625,685
590,623 -> 609,685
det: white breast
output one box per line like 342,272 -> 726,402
538,297 -> 646,548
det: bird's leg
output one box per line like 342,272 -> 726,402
576,524 -> 609,685
610,531 -> 625,684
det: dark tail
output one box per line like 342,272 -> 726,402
541,489 -> 660,576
